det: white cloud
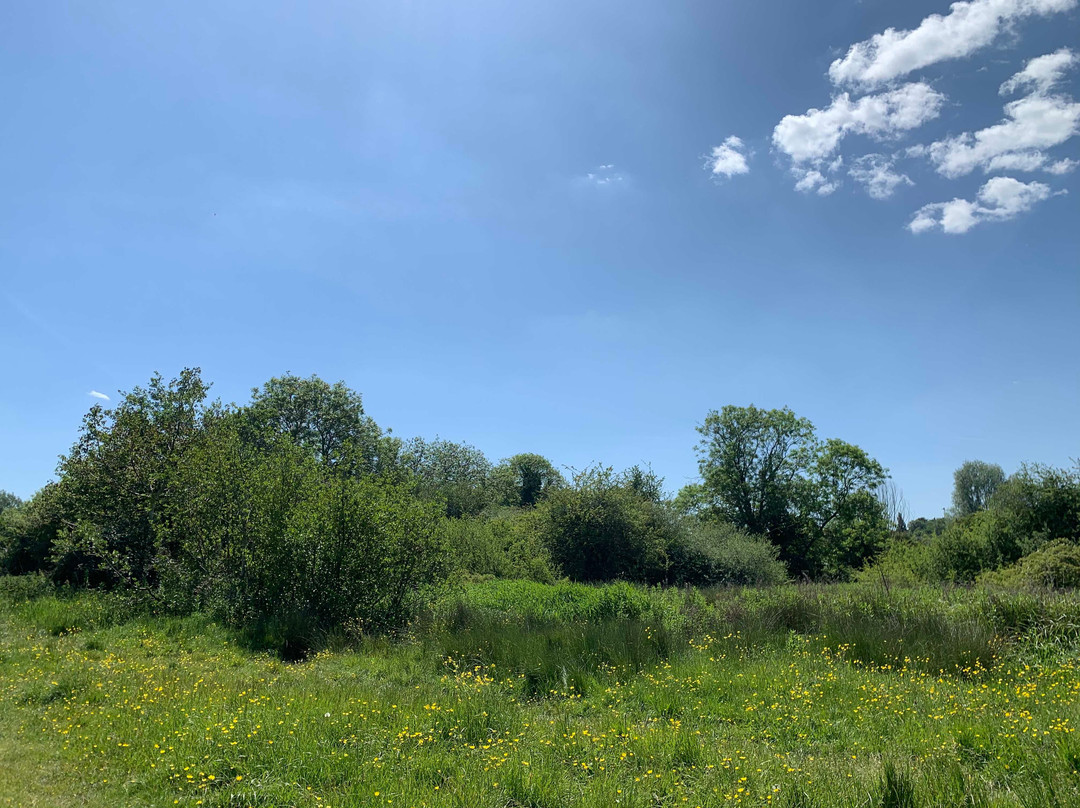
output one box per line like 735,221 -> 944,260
773,83 -> 944,192
1000,47 -> 1078,95
773,83 -> 945,166
582,164 -> 626,186
923,91 -> 1080,176
88,390 -> 110,400
908,176 -> 1060,233
849,154 -> 915,199
706,136 -> 751,179
793,169 -> 840,195
829,0 -> 1077,89
1048,157 -> 1079,173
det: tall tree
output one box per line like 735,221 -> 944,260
491,453 -> 564,508
689,405 -> 887,575
57,368 -> 212,584
400,437 -> 493,517
692,405 -> 816,537
952,460 -> 1006,516
0,490 -> 21,515
246,374 -> 398,474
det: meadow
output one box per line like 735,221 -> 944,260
4,577 -> 1080,808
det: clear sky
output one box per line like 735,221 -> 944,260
2,0 -> 1078,518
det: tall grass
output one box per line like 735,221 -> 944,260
5,576 -> 1080,807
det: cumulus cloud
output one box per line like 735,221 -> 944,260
88,390 -> 110,400
773,83 -> 944,191
1000,47 -> 1078,95
908,176 -> 1061,233
829,0 -> 1077,89
1048,157 -> 1079,173
922,91 -> 1080,176
773,83 -> 945,165
849,154 -> 915,199
706,136 -> 751,179
793,169 -> 840,195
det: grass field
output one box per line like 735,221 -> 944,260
3,577 -> 1080,807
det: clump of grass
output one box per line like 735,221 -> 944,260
879,762 -> 917,808
433,610 -> 673,697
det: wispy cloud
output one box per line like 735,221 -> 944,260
706,136 -> 751,179
828,0 -> 1077,89
88,390 -> 111,401
581,164 -> 626,187
849,154 -> 914,199
908,176 -> 1063,233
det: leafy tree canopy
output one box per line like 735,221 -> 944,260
492,453 -> 564,508
952,460 -> 1006,517
687,405 -> 888,576
246,374 -> 398,474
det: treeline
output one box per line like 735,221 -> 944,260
868,460 -> 1080,588
1,368 -> 1077,641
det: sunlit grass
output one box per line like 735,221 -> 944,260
3,578 -> 1080,806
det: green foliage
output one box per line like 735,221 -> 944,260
439,509 -> 556,583
538,466 -> 675,583
856,536 -> 936,587
491,453 -> 564,508
163,416 -> 449,638
666,521 -> 788,586
928,511 -> 1002,583
0,490 -> 21,514
0,486 -> 62,576
981,540 -> 1080,590
56,368 -> 212,586
401,437 -> 493,517
690,405 -> 888,576
990,462 -> 1080,551
246,373 -> 399,474
951,460 -> 1005,517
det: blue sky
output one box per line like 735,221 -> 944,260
2,0 -> 1078,517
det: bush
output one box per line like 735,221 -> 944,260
667,521 -> 787,586
163,422 -> 450,636
440,508 -> 557,583
539,467 -> 675,583
980,540 -> 1080,590
0,486 -> 62,576
928,512 -> 1001,582
856,536 -> 935,587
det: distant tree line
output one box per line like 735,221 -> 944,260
3,368 -> 1077,642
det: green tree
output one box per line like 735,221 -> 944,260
492,453 -> 564,508
539,466 -> 673,582
689,405 -> 887,576
57,368 -> 212,586
162,413 -> 450,638
692,405 -> 816,537
246,374 -> 398,475
0,486 -> 61,575
400,437 -> 492,517
0,490 -> 21,515
952,460 -> 1006,517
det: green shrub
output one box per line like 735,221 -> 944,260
856,537 -> 935,587
440,508 -> 556,583
164,423 -> 450,638
929,512 -> 1001,582
539,466 -> 675,583
668,521 -> 787,586
980,540 -> 1080,590
0,485 -> 63,576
